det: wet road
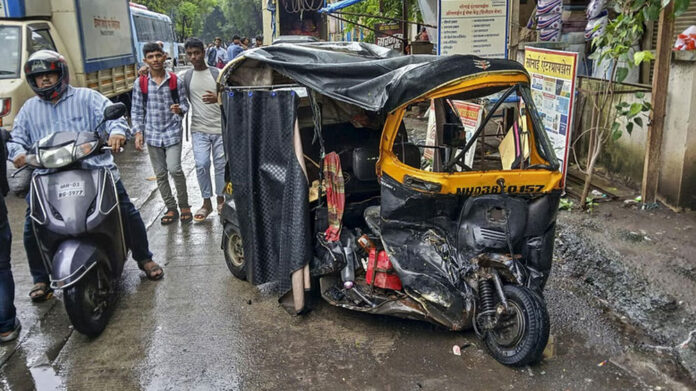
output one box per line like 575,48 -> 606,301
0,145 -> 664,390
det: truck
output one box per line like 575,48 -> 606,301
0,0 -> 138,129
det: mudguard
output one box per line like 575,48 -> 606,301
50,240 -> 107,290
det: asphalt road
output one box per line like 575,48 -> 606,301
0,144 -> 663,390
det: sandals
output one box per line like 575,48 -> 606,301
161,209 -> 179,225
193,206 -> 212,223
180,208 -> 193,223
138,260 -> 164,281
29,283 -> 53,302
0,319 -> 21,343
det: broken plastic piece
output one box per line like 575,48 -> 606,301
452,345 -> 461,356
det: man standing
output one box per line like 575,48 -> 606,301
207,37 -> 227,68
182,38 -> 226,222
0,128 -> 20,341
255,36 -> 264,48
8,50 -> 164,300
132,42 -> 192,225
226,35 -> 244,61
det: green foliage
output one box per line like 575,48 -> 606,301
135,0 -> 216,40
611,94 -> 651,140
340,0 -> 421,43
201,6 -> 228,42
220,0 -> 262,39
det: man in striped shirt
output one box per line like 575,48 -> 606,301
8,50 -> 164,299
131,42 -> 192,224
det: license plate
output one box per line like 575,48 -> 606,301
56,181 -> 85,199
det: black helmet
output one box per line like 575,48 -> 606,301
24,50 -> 69,101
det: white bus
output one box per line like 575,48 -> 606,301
129,2 -> 178,66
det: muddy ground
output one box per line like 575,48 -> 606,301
554,201 -> 696,387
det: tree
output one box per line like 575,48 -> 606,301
135,0 -> 216,41
201,6 -> 228,42
340,0 -> 422,43
576,0 -> 690,209
220,0 -> 263,39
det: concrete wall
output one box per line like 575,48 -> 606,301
660,53 -> 696,209
575,77 -> 651,188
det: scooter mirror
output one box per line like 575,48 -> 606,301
103,102 -> 127,121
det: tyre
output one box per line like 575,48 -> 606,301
223,223 -> 247,280
64,263 -> 112,337
483,285 -> 550,366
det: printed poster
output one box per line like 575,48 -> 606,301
524,47 -> 578,184
437,0 -> 510,58
423,100 -> 482,170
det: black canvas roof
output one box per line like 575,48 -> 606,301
222,42 -> 529,112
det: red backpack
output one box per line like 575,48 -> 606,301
138,72 -> 179,116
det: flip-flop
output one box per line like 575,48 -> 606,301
161,209 -> 179,225
138,260 -> 164,281
193,207 -> 212,222
29,283 -> 53,302
0,319 -> 21,343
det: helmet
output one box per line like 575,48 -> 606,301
24,50 -> 69,101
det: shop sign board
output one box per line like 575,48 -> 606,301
437,0 -> 509,58
524,47 -> 578,184
374,23 -> 404,51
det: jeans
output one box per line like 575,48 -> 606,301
0,195 -> 16,333
147,143 -> 189,210
191,132 -> 226,199
24,179 -> 154,284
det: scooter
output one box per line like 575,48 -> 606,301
20,103 -> 128,336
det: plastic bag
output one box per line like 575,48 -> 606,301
586,0 -> 607,19
674,25 -> 696,50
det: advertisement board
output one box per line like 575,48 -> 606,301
524,47 -> 578,183
437,0 -> 509,58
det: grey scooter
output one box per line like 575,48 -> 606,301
20,103 -> 128,337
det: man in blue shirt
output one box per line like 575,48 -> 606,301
8,50 -> 164,300
226,35 -> 245,61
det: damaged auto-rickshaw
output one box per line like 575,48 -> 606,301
218,42 -> 563,366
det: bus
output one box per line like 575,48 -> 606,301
129,2 -> 178,66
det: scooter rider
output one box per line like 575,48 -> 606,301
7,50 -> 164,301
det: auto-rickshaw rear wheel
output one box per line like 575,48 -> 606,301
483,285 -> 549,366
223,223 -> 247,280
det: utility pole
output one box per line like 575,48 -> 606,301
402,0 -> 408,53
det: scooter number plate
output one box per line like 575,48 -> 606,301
56,181 -> 85,200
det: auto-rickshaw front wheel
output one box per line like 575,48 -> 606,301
223,223 -> 247,280
483,285 -> 550,366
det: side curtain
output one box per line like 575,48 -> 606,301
222,90 -> 311,289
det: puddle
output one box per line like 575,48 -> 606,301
29,365 -> 63,391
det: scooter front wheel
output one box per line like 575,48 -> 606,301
483,285 -> 549,366
64,263 -> 112,337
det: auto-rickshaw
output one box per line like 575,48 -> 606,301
218,42 -> 563,366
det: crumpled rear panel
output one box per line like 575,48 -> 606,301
222,90 -> 311,289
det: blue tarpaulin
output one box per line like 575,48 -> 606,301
318,0 -> 365,14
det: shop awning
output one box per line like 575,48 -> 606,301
318,0 -> 365,14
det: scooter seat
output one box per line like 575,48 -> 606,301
363,205 -> 381,235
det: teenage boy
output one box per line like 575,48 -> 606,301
182,38 -> 226,222
132,42 -> 192,224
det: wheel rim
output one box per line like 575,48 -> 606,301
82,267 -> 110,321
226,232 -> 245,267
490,301 -> 526,348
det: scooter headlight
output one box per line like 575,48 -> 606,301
39,143 -> 75,168
25,153 -> 40,167
73,141 -> 98,160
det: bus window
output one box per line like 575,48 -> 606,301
133,15 -> 154,42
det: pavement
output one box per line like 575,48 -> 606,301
0,144 -> 687,390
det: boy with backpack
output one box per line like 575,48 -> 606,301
131,42 -> 192,224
